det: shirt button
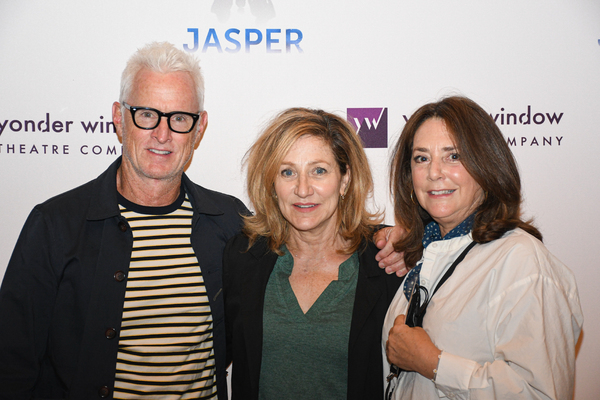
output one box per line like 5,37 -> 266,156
114,271 -> 126,282
105,328 -> 117,339
98,386 -> 110,398
431,243 -> 437,248
118,221 -> 128,232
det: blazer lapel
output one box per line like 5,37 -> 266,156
348,243 -> 384,349
239,239 -> 278,393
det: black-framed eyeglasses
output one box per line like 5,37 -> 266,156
123,102 -> 200,134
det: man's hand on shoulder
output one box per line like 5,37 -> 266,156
374,226 -> 407,277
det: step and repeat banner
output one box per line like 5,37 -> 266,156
1,1 -> 599,398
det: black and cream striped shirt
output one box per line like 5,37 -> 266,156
113,192 -> 217,399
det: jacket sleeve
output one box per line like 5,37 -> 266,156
0,207 -> 61,399
433,243 -> 583,400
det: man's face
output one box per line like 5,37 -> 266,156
113,69 -> 207,186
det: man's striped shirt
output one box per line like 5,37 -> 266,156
113,194 -> 217,399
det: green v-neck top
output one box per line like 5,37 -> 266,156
258,246 -> 359,399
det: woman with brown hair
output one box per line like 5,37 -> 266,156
223,107 -> 403,399
383,96 -> 583,399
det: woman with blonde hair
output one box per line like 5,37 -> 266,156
224,107 -> 403,399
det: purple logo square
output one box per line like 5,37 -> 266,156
347,108 -> 388,148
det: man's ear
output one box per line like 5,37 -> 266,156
112,102 -> 124,143
194,111 -> 208,148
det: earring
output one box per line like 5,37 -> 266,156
341,186 -> 348,201
410,190 -> 416,205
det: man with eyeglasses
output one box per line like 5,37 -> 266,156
0,42 -> 405,399
0,41 -> 246,400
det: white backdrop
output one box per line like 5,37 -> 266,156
1,1 -> 599,398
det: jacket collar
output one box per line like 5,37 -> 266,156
86,156 -> 225,221
181,173 -> 224,217
86,157 -> 122,221
245,236 -> 277,261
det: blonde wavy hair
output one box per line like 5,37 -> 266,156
244,107 -> 382,255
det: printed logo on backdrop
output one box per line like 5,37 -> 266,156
184,1 -> 303,54
491,106 -> 564,147
347,108 -> 388,149
0,104 -> 565,156
0,113 -> 120,156
401,105 -> 565,148
210,0 -> 276,24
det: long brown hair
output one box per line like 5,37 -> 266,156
390,96 -> 542,268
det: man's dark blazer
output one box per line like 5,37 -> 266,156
0,157 -> 247,400
223,233 -> 403,400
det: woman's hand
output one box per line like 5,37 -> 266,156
386,314 -> 442,380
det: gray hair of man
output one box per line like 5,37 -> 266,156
119,41 -> 205,111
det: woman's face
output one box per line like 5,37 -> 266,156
274,135 -> 350,239
411,118 -> 483,236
